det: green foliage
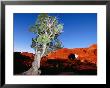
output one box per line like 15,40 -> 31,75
57,24 -> 63,32
29,13 -> 64,52
55,39 -> 63,49
29,26 -> 37,34
37,34 -> 51,44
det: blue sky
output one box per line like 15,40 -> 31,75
14,13 -> 97,53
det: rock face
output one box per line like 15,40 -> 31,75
14,52 -> 34,74
20,52 -> 34,59
14,44 -> 97,75
41,44 -> 97,64
40,44 -> 97,75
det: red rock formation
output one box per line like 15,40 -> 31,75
14,44 -> 97,74
14,52 -> 34,74
17,44 -> 97,65
20,52 -> 34,60
42,44 -> 97,64
89,44 -> 97,49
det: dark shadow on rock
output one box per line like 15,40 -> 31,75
68,53 -> 76,60
14,52 -> 33,75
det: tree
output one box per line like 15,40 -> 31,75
24,13 -> 64,75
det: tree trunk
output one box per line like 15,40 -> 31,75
23,52 -> 40,75
23,44 -> 46,75
40,44 -> 47,59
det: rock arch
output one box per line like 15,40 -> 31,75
68,53 -> 78,60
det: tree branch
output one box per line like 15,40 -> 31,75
40,44 -> 47,58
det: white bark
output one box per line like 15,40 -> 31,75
23,44 -> 47,75
40,44 -> 47,58
35,51 -> 41,69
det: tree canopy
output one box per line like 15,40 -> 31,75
29,13 -> 64,54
